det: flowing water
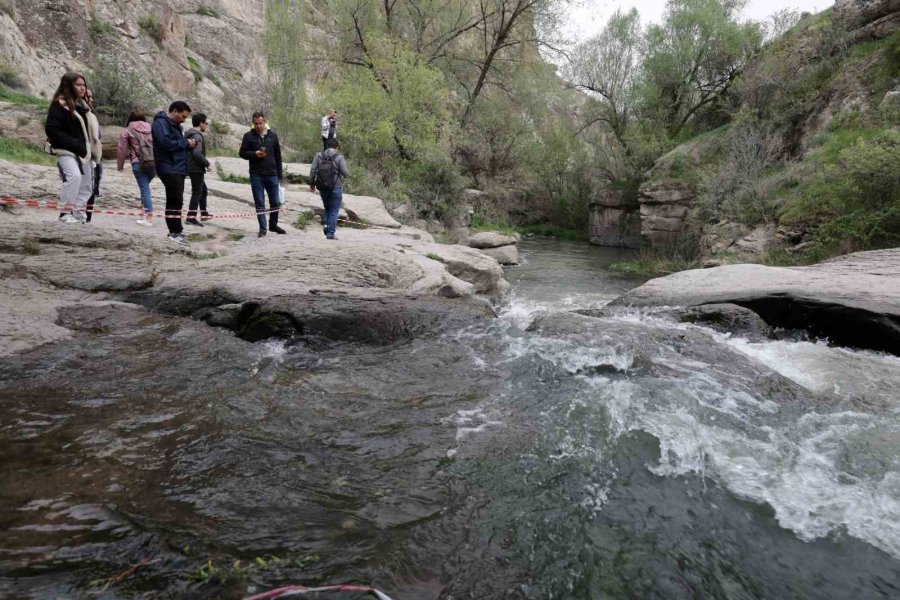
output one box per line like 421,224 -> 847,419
2,238 -> 900,599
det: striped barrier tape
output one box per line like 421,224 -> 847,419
0,195 -> 400,231
243,584 -> 393,600
0,196 -> 286,220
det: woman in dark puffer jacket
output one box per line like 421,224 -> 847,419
44,72 -> 102,224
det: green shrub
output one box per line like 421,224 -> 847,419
0,137 -> 56,166
697,120 -> 783,225
196,6 -> 221,17
139,15 -> 165,43
89,56 -> 161,125
215,162 -> 250,184
799,132 -> 900,258
294,210 -> 315,229
0,57 -> 24,90
187,56 -> 203,82
211,120 -> 230,134
90,14 -> 116,39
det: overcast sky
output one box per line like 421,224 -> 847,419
566,0 -> 830,40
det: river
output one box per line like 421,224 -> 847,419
2,238 -> 899,599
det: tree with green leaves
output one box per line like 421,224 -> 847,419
642,0 -> 762,138
264,0 -> 307,147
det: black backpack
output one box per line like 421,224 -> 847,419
314,152 -> 338,191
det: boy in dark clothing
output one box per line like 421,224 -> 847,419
185,113 -> 212,226
152,100 -> 197,247
239,111 -> 285,237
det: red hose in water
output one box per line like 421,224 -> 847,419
243,584 -> 394,600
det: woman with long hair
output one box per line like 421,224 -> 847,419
116,108 -> 156,225
44,72 -> 102,224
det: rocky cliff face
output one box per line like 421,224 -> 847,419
625,1 -> 900,254
0,0 -> 270,121
588,188 -> 641,249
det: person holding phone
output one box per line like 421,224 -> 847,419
239,111 -> 285,237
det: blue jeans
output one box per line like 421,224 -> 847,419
131,163 -> 156,215
319,187 -> 342,238
250,174 -> 280,231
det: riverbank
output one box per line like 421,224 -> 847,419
0,158 -> 511,356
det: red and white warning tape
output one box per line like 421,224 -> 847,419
0,195 -> 400,231
0,196 -> 285,220
243,584 -> 393,600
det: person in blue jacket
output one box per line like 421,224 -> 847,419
152,101 -> 197,247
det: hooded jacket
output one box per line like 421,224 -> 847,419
116,120 -> 153,170
45,98 -> 100,163
239,127 -> 283,179
185,128 -> 210,174
151,111 -> 190,176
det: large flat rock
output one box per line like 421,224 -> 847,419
0,159 -> 507,354
611,249 -> 900,354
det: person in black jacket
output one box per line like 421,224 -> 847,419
45,72 -> 102,224
185,113 -> 212,226
151,101 -> 198,247
239,112 -> 285,237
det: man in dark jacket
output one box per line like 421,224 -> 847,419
185,113 -> 212,226
239,111 -> 285,237
152,101 -> 197,247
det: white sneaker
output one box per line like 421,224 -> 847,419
71,210 -> 87,224
59,214 -> 78,224
167,233 -> 190,247
136,218 -> 153,226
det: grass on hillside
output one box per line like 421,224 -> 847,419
0,84 -> 47,108
215,162 -> 250,184
0,137 -> 55,166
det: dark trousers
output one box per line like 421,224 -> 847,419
159,173 -> 185,234
187,172 -> 209,218
322,136 -> 328,151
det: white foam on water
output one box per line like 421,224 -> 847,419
726,338 -> 900,410
599,378 -> 900,559
503,335 -> 635,373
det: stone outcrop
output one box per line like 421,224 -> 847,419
610,249 -> 900,354
637,182 -> 701,248
460,231 -> 519,265
0,158 -> 509,355
589,188 -> 640,249
0,0 -> 271,121
835,0 -> 900,29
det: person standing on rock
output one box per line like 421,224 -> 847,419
152,101 -> 197,247
185,113 -> 213,227
320,110 -> 336,152
45,72 -> 102,224
239,111 -> 285,238
309,138 -> 349,240
117,109 -> 156,226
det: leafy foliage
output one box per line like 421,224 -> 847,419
89,56 -> 161,125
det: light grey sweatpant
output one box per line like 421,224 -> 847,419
57,155 -> 94,211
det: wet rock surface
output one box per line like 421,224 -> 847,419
610,249 -> 900,354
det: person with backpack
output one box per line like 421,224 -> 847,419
185,113 -> 212,226
239,111 -> 285,238
116,109 -> 156,226
308,138 -> 349,240
152,101 -> 198,247
45,72 -> 102,224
